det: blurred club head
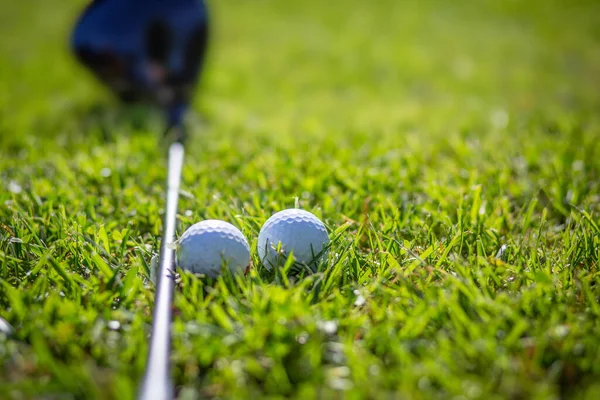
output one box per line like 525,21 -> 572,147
71,0 -> 209,127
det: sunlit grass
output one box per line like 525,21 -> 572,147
1,0 -> 600,398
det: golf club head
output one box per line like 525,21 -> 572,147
71,0 -> 209,128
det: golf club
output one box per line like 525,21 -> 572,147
71,1 -> 209,398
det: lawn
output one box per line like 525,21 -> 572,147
1,0 -> 600,398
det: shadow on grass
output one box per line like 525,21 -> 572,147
0,100 -> 171,156
60,101 -> 168,142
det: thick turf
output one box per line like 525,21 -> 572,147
1,0 -> 600,398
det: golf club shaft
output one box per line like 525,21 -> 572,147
138,138 -> 185,400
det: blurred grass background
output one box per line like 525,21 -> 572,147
1,0 -> 600,398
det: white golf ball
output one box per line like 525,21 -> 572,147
258,209 -> 329,270
177,220 -> 250,278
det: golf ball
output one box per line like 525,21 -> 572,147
177,220 -> 250,278
258,209 -> 329,270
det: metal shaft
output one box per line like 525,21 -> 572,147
138,139 -> 185,400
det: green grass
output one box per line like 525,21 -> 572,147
2,0 -> 600,398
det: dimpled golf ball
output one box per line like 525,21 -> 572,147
258,209 -> 329,270
177,220 -> 250,278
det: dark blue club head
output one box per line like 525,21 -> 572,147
72,0 -> 209,127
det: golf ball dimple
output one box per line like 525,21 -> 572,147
177,220 -> 250,278
258,209 -> 329,270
